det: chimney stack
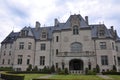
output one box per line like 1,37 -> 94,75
35,21 -> 40,30
85,16 -> 89,25
111,26 -> 114,31
54,18 -> 59,26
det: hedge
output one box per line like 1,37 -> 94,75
1,73 -> 24,80
102,72 -> 120,75
7,71 -> 51,74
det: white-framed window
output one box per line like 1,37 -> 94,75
42,32 -> 47,38
71,42 -> 82,52
101,55 -> 108,65
100,42 -> 106,49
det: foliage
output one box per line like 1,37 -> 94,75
1,73 -> 24,80
87,70 -> 96,75
50,65 -> 55,73
96,64 -> 100,73
85,68 -> 88,74
0,67 -> 13,71
26,64 -> 32,71
113,65 -> 117,72
32,66 -> 38,71
64,68 -> 69,74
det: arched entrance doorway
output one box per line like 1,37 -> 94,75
69,59 -> 83,70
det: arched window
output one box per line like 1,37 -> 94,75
73,25 -> 79,35
71,42 -> 82,52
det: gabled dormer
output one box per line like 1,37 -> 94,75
41,28 -> 47,40
98,25 -> 105,38
20,27 -> 33,37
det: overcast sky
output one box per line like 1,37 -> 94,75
0,0 -> 120,43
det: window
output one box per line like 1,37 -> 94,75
118,57 -> 120,65
100,42 -> 106,49
56,49 -> 58,55
56,36 -> 59,42
21,30 -> 28,36
42,32 -> 46,38
27,59 -> 30,65
41,43 -> 46,51
112,42 -> 114,50
73,25 -> 79,35
56,63 -> 58,69
116,46 -> 118,52
101,55 -> 108,65
10,44 -> 12,49
17,55 -> 23,65
114,56 -> 116,65
8,59 -> 10,64
40,56 -> 45,65
5,44 -> 7,49
28,42 -> 32,50
71,42 -> 82,52
9,51 -> 11,56
99,30 -> 105,36
2,59 -> 5,64
19,42 -> 24,49
3,51 -> 6,56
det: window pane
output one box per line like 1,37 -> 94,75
71,42 -> 82,52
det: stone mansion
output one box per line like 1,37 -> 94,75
0,14 -> 120,73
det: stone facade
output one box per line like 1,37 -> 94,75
0,14 -> 120,73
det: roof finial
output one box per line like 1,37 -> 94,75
70,11 -> 72,15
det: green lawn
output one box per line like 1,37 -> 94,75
50,75 -> 105,80
20,74 -> 48,80
108,75 -> 120,80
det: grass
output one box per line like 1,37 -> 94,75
108,75 -> 120,80
20,74 -> 48,80
50,74 -> 105,80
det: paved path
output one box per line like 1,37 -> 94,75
97,75 -> 113,80
38,74 -> 53,79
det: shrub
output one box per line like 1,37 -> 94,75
96,64 -> 100,73
50,65 -> 55,73
64,68 -> 69,74
26,64 -> 32,71
113,65 -> 117,72
0,67 -> 13,71
85,68 -> 88,74
32,66 -> 38,71
1,73 -> 24,80
87,70 -> 96,75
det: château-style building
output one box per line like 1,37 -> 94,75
0,14 -> 120,74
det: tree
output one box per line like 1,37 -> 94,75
32,66 -> 38,71
50,65 -> 55,73
113,65 -> 117,72
26,64 -> 32,71
96,64 -> 100,73
64,68 -> 69,74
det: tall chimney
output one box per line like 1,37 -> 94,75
85,16 -> 89,25
35,21 -> 40,30
111,26 -> 114,31
54,18 -> 59,26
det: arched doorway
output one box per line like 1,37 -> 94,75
69,59 -> 83,70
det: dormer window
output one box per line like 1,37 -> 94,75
99,30 -> 105,36
42,32 -> 46,38
21,30 -> 28,37
73,25 -> 79,35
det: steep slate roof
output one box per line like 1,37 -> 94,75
1,31 -> 19,43
1,14 -> 120,43
90,24 -> 113,39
